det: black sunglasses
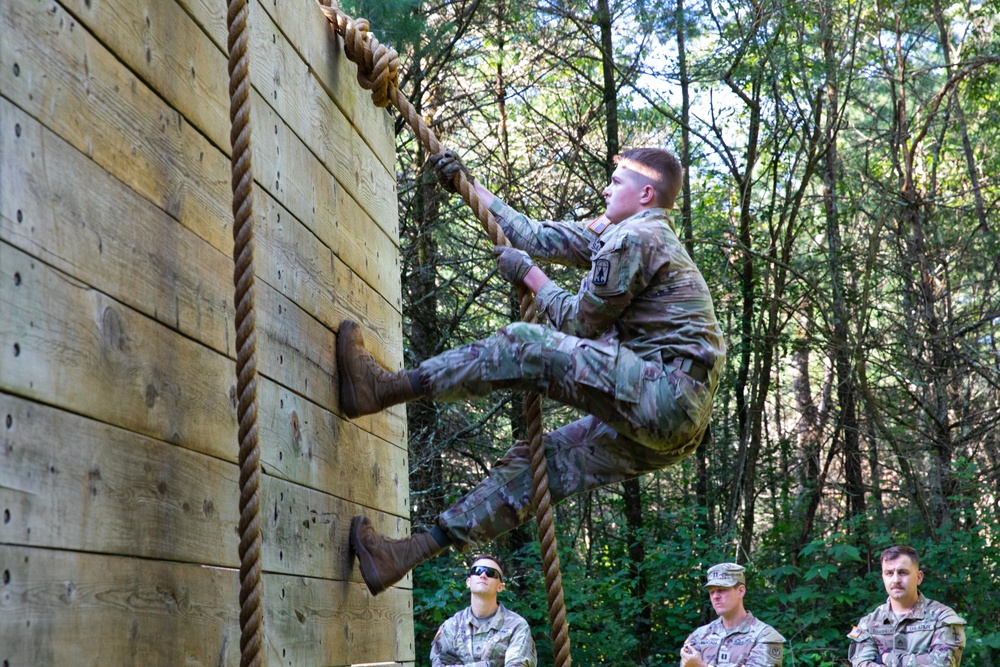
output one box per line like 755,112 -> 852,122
468,565 -> 503,580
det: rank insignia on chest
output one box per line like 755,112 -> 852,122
588,215 -> 611,235
592,258 -> 611,285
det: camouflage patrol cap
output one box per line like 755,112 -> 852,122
705,562 -> 746,588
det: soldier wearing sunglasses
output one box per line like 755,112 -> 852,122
430,555 -> 536,667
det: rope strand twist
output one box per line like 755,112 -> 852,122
226,1 -> 264,666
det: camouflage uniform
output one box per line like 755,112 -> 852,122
425,198 -> 726,547
430,602 -> 536,667
847,595 -> 966,667
684,613 -> 785,667
682,563 -> 784,667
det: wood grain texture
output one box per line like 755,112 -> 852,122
0,545 -> 416,666
0,392 -> 411,570
0,97 -> 407,444
0,241 -> 408,512
0,0 -> 416,661
0,0 -> 402,315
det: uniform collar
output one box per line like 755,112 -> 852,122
880,593 -> 927,621
713,611 -> 757,635
468,602 -> 507,630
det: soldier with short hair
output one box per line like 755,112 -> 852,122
430,554 -> 536,667
848,545 -> 966,667
680,563 -> 785,667
340,147 -> 726,596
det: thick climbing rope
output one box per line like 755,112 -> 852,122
226,1 -> 265,666
316,3 -> 572,665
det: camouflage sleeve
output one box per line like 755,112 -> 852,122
847,620 -> 881,667
534,231 -> 646,337
503,619 -> 537,667
429,625 -> 447,667
742,625 -> 784,667
488,198 -> 594,267
533,280 -> 627,338
744,642 -> 784,667
431,618 -> 472,667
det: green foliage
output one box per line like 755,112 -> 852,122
411,506 -> 1000,666
337,0 -> 427,55
391,0 -> 1000,662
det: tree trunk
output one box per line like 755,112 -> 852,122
623,478 -> 651,664
820,0 -> 866,530
597,0 -> 619,174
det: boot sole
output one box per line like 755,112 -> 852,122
337,321 -> 362,419
349,515 -> 386,596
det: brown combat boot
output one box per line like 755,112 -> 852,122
337,320 -> 426,418
350,516 -> 445,595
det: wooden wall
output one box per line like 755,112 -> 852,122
0,0 -> 414,664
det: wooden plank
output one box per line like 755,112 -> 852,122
0,97 -> 408,445
246,3 -> 400,235
0,0 -> 231,258
251,96 -> 403,314
0,392 -> 411,573
0,0 -> 402,315
0,96 -> 232,354
0,545 -> 415,666
253,0 -> 398,171
0,242 -> 408,506
270,571 -> 415,665
58,0 -> 402,264
259,381 -> 409,515
156,0 -> 397,174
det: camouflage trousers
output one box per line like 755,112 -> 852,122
417,322 -> 715,548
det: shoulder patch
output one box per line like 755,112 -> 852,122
588,215 -> 611,235
769,645 -> 782,660
592,258 -> 611,285
847,626 -> 863,640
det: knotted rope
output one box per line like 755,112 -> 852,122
226,1 -> 264,666
317,3 -> 571,665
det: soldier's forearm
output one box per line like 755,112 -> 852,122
896,647 -> 963,667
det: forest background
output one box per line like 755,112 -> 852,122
341,0 -> 999,663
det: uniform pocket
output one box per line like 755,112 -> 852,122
558,336 -> 618,396
614,346 -> 665,403
669,366 -> 713,425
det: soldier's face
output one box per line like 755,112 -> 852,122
467,558 -> 505,596
707,584 -> 745,618
881,555 -> 922,608
603,167 -> 651,224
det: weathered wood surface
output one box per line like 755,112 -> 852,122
0,545 -> 416,666
0,90 -> 406,446
0,224 -> 406,516
0,392 -> 410,573
61,0 -> 402,279
0,0 -> 403,315
0,0 -> 416,662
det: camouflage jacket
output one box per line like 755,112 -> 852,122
684,612 -> 785,667
848,595 -> 966,667
489,199 -> 726,375
430,603 -> 536,667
